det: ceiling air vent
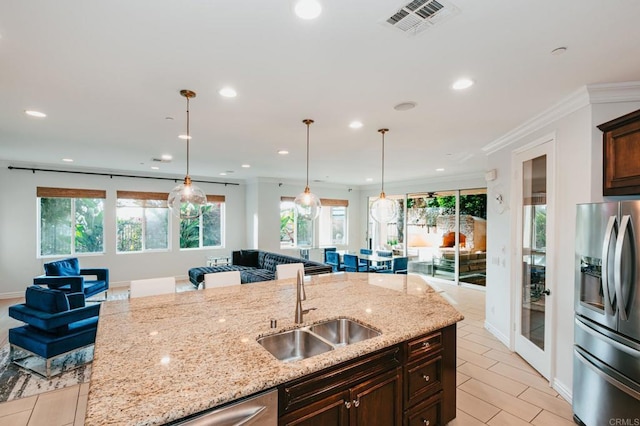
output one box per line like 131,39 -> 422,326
383,0 -> 459,36
151,158 -> 171,163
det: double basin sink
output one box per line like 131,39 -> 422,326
257,317 -> 381,363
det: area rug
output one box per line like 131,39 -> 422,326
0,344 -> 92,403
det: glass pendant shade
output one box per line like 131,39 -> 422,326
370,193 -> 397,224
168,89 -> 206,220
168,176 -> 207,220
294,119 -> 321,220
294,187 -> 321,220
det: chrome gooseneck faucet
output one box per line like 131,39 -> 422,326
295,269 -> 316,323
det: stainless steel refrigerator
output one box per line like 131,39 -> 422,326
574,202 -> 640,425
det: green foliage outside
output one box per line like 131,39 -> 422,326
180,204 -> 222,249
40,197 -> 103,256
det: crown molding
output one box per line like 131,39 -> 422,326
587,81 -> 640,103
482,81 -> 640,156
482,87 -> 590,155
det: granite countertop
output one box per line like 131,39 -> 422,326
85,272 -> 464,426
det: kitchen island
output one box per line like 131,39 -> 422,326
85,272 -> 463,425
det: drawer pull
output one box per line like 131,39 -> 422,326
422,419 -> 430,425
422,341 -> 430,348
353,398 -> 360,408
344,401 -> 352,409
422,374 -> 430,382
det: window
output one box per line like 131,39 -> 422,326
38,187 -> 105,257
116,191 -> 170,253
281,198 -> 348,248
180,195 -> 225,249
319,200 -> 348,246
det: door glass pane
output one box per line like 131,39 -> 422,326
521,155 -> 547,350
459,189 -> 487,286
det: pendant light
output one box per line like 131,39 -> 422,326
168,89 -> 207,219
294,119 -> 321,220
370,128 -> 397,223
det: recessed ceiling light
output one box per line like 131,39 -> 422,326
62,158 -> 74,162
393,102 -> 417,111
278,150 -> 289,155
151,166 -> 159,170
436,168 -> 445,172
178,134 -> 191,140
294,0 -> 322,20
366,177 -> 373,182
165,116 -> 174,121
452,78 -> 474,90
349,121 -> 363,129
219,87 -> 237,98
25,110 -> 46,118
161,154 -> 172,161
551,46 -> 567,56
219,172 -> 227,176
241,164 -> 251,168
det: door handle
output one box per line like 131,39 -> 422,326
601,215 -> 617,315
542,289 -> 551,296
614,215 -> 631,321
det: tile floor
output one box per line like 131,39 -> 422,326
0,278 -> 574,425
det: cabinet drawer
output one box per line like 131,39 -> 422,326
404,392 -> 442,426
405,354 -> 442,407
407,332 -> 442,361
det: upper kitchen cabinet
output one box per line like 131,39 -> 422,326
600,108 -> 640,196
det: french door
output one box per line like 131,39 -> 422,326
513,138 -> 555,379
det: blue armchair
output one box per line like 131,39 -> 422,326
33,257 -> 109,300
8,286 -> 100,377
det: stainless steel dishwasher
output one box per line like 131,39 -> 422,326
173,389 -> 277,425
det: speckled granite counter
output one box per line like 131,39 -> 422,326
85,272 -> 463,425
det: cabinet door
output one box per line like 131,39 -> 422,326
350,368 -> 402,426
279,390 -> 350,426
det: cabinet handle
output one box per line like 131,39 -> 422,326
353,398 -> 360,408
422,419 -> 430,425
422,374 -> 430,382
422,341 -> 430,348
344,401 -> 352,409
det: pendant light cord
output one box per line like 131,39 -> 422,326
186,95 -> 190,178
378,128 -> 389,195
302,119 -> 314,190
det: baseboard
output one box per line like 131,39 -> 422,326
553,378 -> 572,404
484,320 -> 512,349
0,291 -> 26,300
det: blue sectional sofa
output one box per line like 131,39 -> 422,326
188,249 -> 333,287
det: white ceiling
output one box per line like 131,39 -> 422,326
2,0 -> 640,187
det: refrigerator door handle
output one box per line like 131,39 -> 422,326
614,215 -> 631,321
574,348 -> 640,400
602,215 -> 617,315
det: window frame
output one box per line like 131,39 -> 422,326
116,191 -> 171,254
179,195 -> 226,250
37,187 -> 106,258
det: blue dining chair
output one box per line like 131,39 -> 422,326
377,257 -> 408,274
325,251 -> 344,272
359,248 -> 373,270
343,254 -> 367,272
323,247 -> 337,263
376,250 -> 393,271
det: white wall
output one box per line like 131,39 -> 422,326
484,86 -> 640,399
0,162 -> 246,296
245,178 -> 361,259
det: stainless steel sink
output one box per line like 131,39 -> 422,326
257,318 -> 381,362
257,329 -> 334,362
309,318 -> 381,347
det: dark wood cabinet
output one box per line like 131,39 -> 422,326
600,108 -> 640,196
278,324 -> 457,426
